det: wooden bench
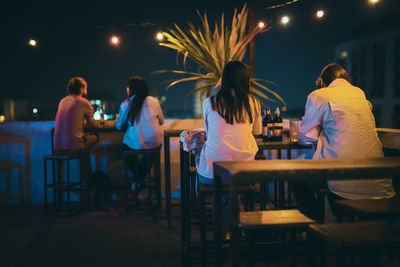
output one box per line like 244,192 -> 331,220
308,220 -> 400,266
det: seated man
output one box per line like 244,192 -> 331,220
292,63 -> 395,220
53,77 -> 99,183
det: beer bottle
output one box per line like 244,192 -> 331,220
273,107 -> 283,142
262,107 -> 273,141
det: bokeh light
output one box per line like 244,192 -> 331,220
32,108 -> 38,114
110,36 -> 120,45
316,10 -> 325,18
0,115 -> 5,123
281,16 -> 290,25
156,32 -> 164,41
369,0 -> 379,4
258,21 -> 265,29
28,39 -> 37,47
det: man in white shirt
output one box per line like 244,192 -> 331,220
54,77 -> 99,183
293,63 -> 395,220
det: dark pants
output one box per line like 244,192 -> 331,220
291,181 -> 344,221
123,145 -> 158,179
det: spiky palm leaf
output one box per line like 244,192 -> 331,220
154,4 -> 286,109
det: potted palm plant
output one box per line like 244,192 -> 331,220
154,4 -> 286,111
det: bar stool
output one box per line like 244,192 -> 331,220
240,209 -> 315,267
123,146 -> 161,212
43,152 -> 85,215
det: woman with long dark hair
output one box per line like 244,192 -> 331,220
197,61 -> 262,184
115,76 -> 164,149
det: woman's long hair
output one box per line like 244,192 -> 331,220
211,61 -> 256,124
316,63 -> 350,88
127,76 -> 149,124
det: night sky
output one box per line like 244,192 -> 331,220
3,0 -> 400,118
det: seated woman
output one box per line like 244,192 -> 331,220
115,76 -> 164,176
196,61 -> 262,184
292,63 -> 395,221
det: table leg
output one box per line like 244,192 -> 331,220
164,135 -> 172,229
214,174 -> 223,267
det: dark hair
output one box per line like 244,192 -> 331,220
316,63 -> 350,88
127,76 -> 149,124
211,61 -> 257,124
67,77 -> 86,95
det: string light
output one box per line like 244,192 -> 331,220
28,39 -> 37,47
110,35 -> 120,46
258,21 -> 265,29
156,32 -> 164,41
316,10 -> 324,18
281,16 -> 290,25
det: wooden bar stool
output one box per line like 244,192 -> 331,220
240,209 -> 315,267
308,220 -> 400,267
123,147 -> 161,212
43,153 -> 84,215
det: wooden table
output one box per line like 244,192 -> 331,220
213,157 -> 400,267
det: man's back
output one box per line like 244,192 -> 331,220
54,94 -> 94,150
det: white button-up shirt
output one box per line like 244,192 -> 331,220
299,78 -> 394,199
115,95 -> 164,150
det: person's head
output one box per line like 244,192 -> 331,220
316,63 -> 350,88
220,61 -> 251,95
126,76 -> 150,124
67,77 -> 87,96
213,61 -> 258,124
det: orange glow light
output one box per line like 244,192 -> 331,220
369,0 -> 379,4
258,21 -> 265,29
111,36 -> 119,45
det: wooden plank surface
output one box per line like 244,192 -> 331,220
240,209 -> 315,228
214,157 -> 400,184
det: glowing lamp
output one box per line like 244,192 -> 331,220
0,115 -> 5,122
156,32 -> 164,41
316,10 -> 324,18
369,0 -> 379,4
281,16 -> 290,25
258,21 -> 265,29
32,108 -> 38,114
111,36 -> 119,45
28,39 -> 37,47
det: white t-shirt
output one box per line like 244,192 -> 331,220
197,95 -> 262,179
115,95 -> 164,150
299,78 -> 395,199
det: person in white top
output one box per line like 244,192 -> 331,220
115,76 -> 164,150
293,63 -> 395,220
54,77 -> 99,183
197,61 -> 262,184
115,76 -> 164,177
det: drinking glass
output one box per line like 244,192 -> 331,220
289,119 -> 300,143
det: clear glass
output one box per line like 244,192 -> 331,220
289,118 -> 300,143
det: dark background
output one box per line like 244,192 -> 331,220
2,0 -> 400,119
